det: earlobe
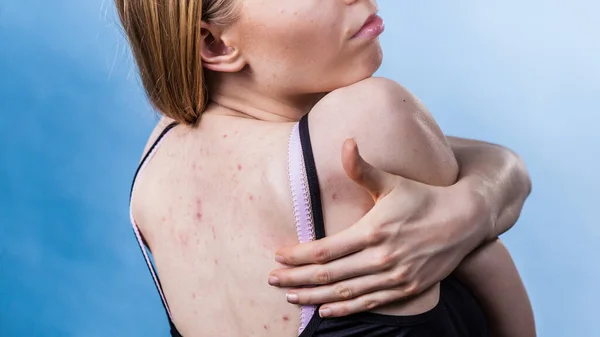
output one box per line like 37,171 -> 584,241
200,22 -> 246,73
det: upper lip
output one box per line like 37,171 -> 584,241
352,13 -> 379,38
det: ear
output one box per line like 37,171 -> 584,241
200,22 -> 246,73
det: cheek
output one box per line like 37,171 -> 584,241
241,21 -> 344,83
238,2 -> 344,65
237,5 -> 378,93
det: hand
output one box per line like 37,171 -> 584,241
268,139 -> 490,318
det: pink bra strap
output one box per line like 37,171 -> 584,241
287,122 -> 318,334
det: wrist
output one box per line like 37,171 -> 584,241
456,175 -> 497,244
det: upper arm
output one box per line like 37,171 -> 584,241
307,77 -> 459,236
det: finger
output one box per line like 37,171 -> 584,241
271,247 -> 386,287
275,221 -> 370,266
284,272 -> 402,305
318,288 -> 412,318
341,139 -> 398,200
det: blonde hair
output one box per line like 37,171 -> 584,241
114,0 -> 239,125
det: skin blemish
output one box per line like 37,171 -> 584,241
192,293 -> 196,299
332,193 -> 338,200
237,164 -> 243,171
211,226 -> 217,239
214,259 -> 219,265
223,134 -> 228,138
161,216 -> 167,223
282,315 -> 289,322
195,198 -> 202,220
178,232 -> 189,247
263,324 -> 268,330
249,194 -> 254,201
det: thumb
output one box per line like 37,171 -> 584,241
341,138 -> 397,201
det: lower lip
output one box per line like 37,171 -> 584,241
353,15 -> 385,39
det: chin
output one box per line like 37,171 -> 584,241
316,44 -> 384,92
366,41 -> 384,73
344,47 -> 384,87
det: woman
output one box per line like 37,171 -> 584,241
119,0 -> 534,336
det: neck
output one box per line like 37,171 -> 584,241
205,71 -> 325,122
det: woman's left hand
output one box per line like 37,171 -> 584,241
268,140 -> 492,318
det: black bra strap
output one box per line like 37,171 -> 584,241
299,115 -> 326,240
130,122 -> 179,200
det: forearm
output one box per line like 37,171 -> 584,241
447,136 -> 532,241
454,239 -> 536,337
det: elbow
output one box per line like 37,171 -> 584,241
506,147 -> 533,198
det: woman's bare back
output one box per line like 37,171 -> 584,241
132,114 -> 304,336
132,79 -> 460,336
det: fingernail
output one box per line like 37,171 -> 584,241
286,293 -> 299,304
319,308 -> 332,318
268,276 -> 280,286
275,255 -> 285,263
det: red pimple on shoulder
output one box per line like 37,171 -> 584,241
282,315 -> 289,322
249,194 -> 254,201
237,164 -> 243,170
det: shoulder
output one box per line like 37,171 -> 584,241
307,77 -> 458,186
139,116 -> 178,162
305,77 -> 458,237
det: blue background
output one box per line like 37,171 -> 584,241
1,1 -> 598,336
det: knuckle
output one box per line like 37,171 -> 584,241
389,269 -> 408,285
374,251 -> 395,269
313,247 -> 330,264
363,297 -> 380,310
335,285 -> 354,300
336,305 -> 351,317
405,281 -> 422,296
299,292 -> 313,304
366,228 -> 385,245
315,268 -> 332,284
